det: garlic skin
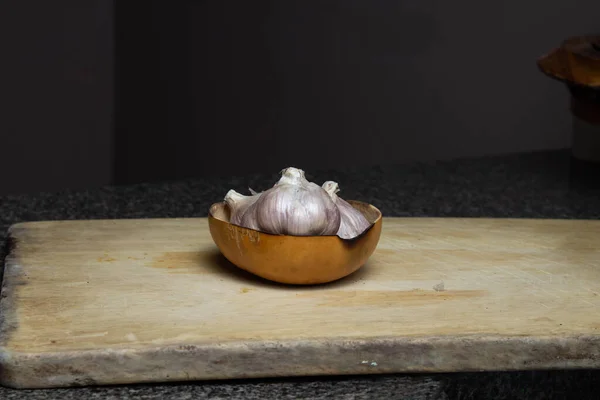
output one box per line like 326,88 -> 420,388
322,181 -> 372,239
225,167 -> 341,236
224,189 -> 262,231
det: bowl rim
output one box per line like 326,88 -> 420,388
208,200 -> 382,241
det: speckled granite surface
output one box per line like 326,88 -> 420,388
2,149 -> 600,399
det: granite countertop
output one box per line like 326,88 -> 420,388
2,149 -> 600,399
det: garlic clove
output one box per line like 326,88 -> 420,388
322,181 -> 372,239
321,181 -> 339,197
224,189 -> 262,231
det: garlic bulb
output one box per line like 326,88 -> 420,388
322,181 -> 372,239
225,167 -> 341,236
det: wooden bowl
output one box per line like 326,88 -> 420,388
537,35 -> 600,88
208,200 -> 383,285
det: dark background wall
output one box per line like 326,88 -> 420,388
1,1 -> 598,195
0,1 -> 113,195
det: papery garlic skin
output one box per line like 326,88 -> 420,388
224,189 -> 262,231
225,167 -> 341,236
322,181 -> 372,239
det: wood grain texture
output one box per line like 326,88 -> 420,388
2,217 -> 600,388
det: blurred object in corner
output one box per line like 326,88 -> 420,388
538,35 -> 600,188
